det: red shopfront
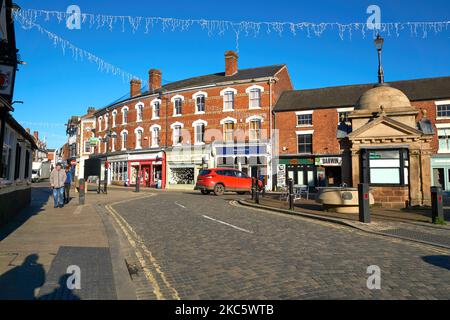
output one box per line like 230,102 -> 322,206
128,151 -> 166,189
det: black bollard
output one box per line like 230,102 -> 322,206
431,186 -> 444,223
135,171 -> 140,193
255,179 -> 260,204
78,179 -> 85,205
358,183 -> 370,223
288,178 -> 294,210
251,177 -> 256,200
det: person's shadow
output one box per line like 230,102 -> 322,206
38,274 -> 80,300
0,254 -> 45,299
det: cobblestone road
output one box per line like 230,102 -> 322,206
112,191 -> 450,299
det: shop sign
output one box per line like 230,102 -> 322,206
279,158 -> 314,165
216,145 -> 267,156
277,164 -> 286,187
130,162 -> 140,166
315,157 -> 342,166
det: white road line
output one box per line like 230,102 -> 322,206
174,202 -> 186,209
202,215 -> 254,234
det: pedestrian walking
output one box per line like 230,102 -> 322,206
50,163 -> 67,208
64,166 -> 72,204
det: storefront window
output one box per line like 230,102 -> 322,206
169,167 -> 194,185
249,120 -> 261,141
362,149 -> 409,185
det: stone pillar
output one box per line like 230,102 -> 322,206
409,149 -> 422,206
341,149 -> 352,186
421,149 -> 432,206
351,148 -> 360,187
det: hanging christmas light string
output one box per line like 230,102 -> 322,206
17,8 -> 450,40
14,10 -> 142,83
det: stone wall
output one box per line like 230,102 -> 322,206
370,186 -> 409,208
0,184 -> 32,227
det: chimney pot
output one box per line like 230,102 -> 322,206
130,79 -> 142,97
149,69 -> 162,92
225,50 -> 239,76
33,131 -> 39,140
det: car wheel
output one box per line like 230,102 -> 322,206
213,184 -> 225,196
201,190 -> 210,195
236,191 -> 246,195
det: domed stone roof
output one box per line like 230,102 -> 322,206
356,85 -> 412,111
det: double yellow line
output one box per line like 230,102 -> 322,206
104,195 -> 180,300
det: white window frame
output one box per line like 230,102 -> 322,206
246,115 -> 264,141
170,122 -> 184,146
111,110 -> 117,128
121,106 -> 129,125
151,98 -> 161,120
192,119 -> 208,145
150,124 -> 161,148
135,102 -> 144,122
436,100 -> 450,120
111,133 -> 116,152
246,85 -> 264,109
104,114 -> 109,130
193,91 -> 208,114
220,87 -> 237,112
171,95 -> 184,117
295,110 -> 313,127
134,127 -> 144,150
337,107 -> 354,123
121,129 -> 128,151
98,116 -> 103,132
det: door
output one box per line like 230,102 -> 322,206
143,166 -> 151,187
433,168 -> 445,190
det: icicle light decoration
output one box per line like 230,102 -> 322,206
16,8 -> 450,41
15,11 -> 142,83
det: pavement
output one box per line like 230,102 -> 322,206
1,186 -> 449,300
0,181 -> 140,300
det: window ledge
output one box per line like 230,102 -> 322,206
151,117 -> 160,120
172,114 -> 182,118
436,117 -> 450,120
249,106 -> 262,110
194,142 -> 205,146
223,109 -> 234,112
195,111 -> 206,115
296,125 -> 313,128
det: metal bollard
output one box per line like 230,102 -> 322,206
358,183 -> 370,223
78,179 -> 85,205
431,186 -> 444,223
288,178 -> 294,210
135,172 -> 140,193
255,179 -> 260,204
251,178 -> 256,200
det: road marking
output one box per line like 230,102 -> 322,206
104,193 -> 180,300
202,215 -> 254,234
174,202 -> 186,209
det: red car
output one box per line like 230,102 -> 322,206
195,168 -> 262,196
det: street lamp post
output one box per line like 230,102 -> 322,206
374,34 -> 385,85
103,108 -> 113,194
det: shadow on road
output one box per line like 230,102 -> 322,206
0,254 -> 45,299
0,185 -> 51,242
38,274 -> 80,300
422,255 -> 450,271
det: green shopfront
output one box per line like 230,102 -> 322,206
276,155 -> 343,190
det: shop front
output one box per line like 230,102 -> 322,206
214,142 -> 271,186
166,145 -> 213,189
108,154 -> 129,186
431,155 -> 450,193
128,151 -> 165,188
314,156 -> 343,187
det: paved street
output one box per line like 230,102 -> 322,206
111,191 -> 450,299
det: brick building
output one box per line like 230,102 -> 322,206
274,76 -> 450,207
90,51 -> 293,189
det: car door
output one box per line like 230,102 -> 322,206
235,170 -> 251,191
222,169 -> 237,191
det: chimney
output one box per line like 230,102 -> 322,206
130,79 -> 142,97
33,131 -> 39,141
26,128 -> 30,134
225,50 -> 239,76
87,106 -> 96,114
149,69 -> 162,92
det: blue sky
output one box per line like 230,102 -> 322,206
12,0 -> 450,148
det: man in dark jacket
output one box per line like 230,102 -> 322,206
63,166 -> 72,204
